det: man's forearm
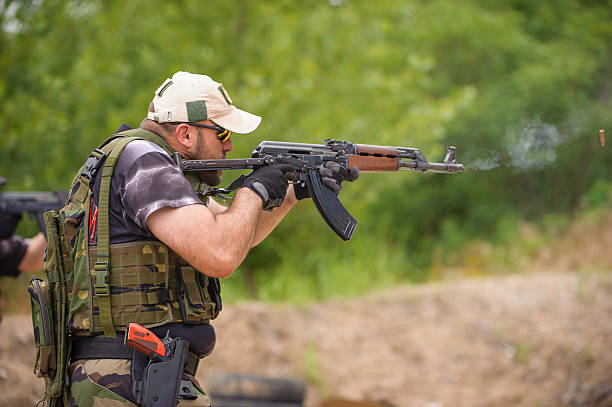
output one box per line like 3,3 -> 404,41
251,185 -> 298,246
217,188 -> 262,261
147,188 -> 263,278
207,185 -> 297,247
19,232 -> 46,272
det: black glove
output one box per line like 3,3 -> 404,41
294,162 -> 360,200
242,165 -> 295,210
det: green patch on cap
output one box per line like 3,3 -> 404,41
186,101 -> 208,122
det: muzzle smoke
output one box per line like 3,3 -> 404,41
465,118 -> 567,171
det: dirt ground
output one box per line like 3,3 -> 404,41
1,270 -> 611,407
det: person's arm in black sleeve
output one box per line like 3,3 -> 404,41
0,237 -> 28,277
0,233 -> 46,276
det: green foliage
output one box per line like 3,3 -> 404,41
584,179 -> 612,209
300,341 -> 328,396
1,0 -> 611,303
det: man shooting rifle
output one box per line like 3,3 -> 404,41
32,71 -> 465,407
35,71 -> 359,407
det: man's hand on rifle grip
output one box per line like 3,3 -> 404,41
294,161 -> 360,200
242,164 -> 295,210
320,161 -> 360,194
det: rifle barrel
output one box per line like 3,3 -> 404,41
399,161 -> 466,173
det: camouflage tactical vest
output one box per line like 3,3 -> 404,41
29,128 -> 221,406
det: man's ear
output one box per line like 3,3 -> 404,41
174,123 -> 192,149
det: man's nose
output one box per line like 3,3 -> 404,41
223,138 -> 234,153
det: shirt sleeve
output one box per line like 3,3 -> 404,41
115,140 -> 203,231
0,237 -> 28,277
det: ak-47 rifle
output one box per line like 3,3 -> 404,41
174,139 -> 466,241
0,177 -> 68,236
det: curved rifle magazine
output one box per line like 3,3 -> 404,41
306,170 -> 357,240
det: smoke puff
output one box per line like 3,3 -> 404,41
506,119 -> 566,171
466,151 -> 502,171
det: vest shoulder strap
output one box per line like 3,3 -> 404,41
95,135 -> 144,337
115,128 -> 176,157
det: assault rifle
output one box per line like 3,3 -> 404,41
175,139 -> 466,241
0,177 -> 68,235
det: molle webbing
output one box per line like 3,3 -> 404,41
87,241 -> 188,336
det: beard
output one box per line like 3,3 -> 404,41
188,131 -> 223,186
195,170 -> 223,186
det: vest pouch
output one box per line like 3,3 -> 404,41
40,209 -> 71,406
28,277 -> 57,379
177,266 -> 214,324
206,277 -> 222,319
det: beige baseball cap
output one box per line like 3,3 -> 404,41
147,71 -> 262,134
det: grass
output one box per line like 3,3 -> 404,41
299,341 -> 329,397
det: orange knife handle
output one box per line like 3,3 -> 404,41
124,322 -> 166,360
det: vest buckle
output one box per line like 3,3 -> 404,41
81,149 -> 106,181
152,288 -> 171,304
94,258 -> 111,296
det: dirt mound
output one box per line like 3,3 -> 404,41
1,271 -> 611,407
533,212 -> 612,272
